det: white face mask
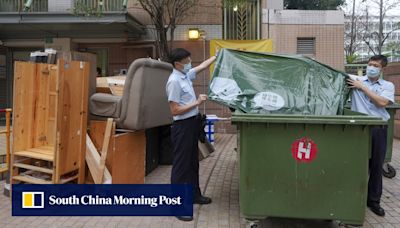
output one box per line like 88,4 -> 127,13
366,65 -> 381,78
182,62 -> 192,74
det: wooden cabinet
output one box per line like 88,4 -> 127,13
88,120 -> 145,184
11,60 -> 89,184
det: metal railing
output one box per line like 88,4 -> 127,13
223,0 -> 260,40
0,0 -> 125,12
345,64 -> 367,76
75,0 -> 125,12
0,0 -> 47,12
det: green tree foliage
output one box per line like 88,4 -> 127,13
346,54 -> 359,64
136,0 -> 196,60
284,0 -> 345,10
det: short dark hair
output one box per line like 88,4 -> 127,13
369,55 -> 388,67
169,48 -> 191,66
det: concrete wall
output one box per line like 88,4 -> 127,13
262,24 -> 345,70
262,10 -> 345,70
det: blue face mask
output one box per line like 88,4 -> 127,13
182,62 -> 192,74
366,65 -> 381,78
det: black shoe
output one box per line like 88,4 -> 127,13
367,203 -> 385,217
175,216 -> 193,222
194,195 -> 212,204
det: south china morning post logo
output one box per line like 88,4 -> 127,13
22,192 -> 181,208
48,194 -> 182,207
13,184 -> 193,216
22,192 -> 44,209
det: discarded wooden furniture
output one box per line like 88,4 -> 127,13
86,118 -> 113,184
0,108 -> 11,174
11,60 -> 89,184
96,76 -> 125,96
88,58 -> 174,182
91,58 -> 214,177
87,120 -> 146,184
57,51 -> 97,102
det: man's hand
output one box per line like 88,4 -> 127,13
215,48 -> 220,57
169,95 -> 207,116
347,78 -> 391,107
197,94 -> 208,105
347,78 -> 366,91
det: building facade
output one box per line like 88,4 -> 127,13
345,15 -> 400,62
264,9 -> 345,70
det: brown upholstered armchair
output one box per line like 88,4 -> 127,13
89,58 -> 173,130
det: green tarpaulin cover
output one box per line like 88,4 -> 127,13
208,49 -> 350,115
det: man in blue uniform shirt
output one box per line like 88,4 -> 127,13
166,48 -> 217,222
347,55 -> 395,217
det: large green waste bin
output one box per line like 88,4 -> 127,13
385,103 -> 400,162
232,111 -> 386,226
383,103 -> 400,178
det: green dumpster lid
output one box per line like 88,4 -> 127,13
208,49 -> 350,116
231,113 -> 387,125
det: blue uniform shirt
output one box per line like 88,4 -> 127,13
350,75 -> 395,121
166,68 -> 198,121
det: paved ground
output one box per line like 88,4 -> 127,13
0,134 -> 400,227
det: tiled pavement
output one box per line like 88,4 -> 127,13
1,134 -> 400,227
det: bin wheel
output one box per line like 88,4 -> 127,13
245,219 -> 261,228
383,163 -> 396,178
338,221 -> 362,227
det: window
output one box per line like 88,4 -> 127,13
372,22 -> 379,31
297,38 -> 316,55
385,22 -> 392,32
223,0 -> 260,40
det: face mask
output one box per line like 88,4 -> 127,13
366,65 -> 381,78
181,62 -> 192,74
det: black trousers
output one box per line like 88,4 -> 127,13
368,127 -> 388,205
170,115 -> 201,198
